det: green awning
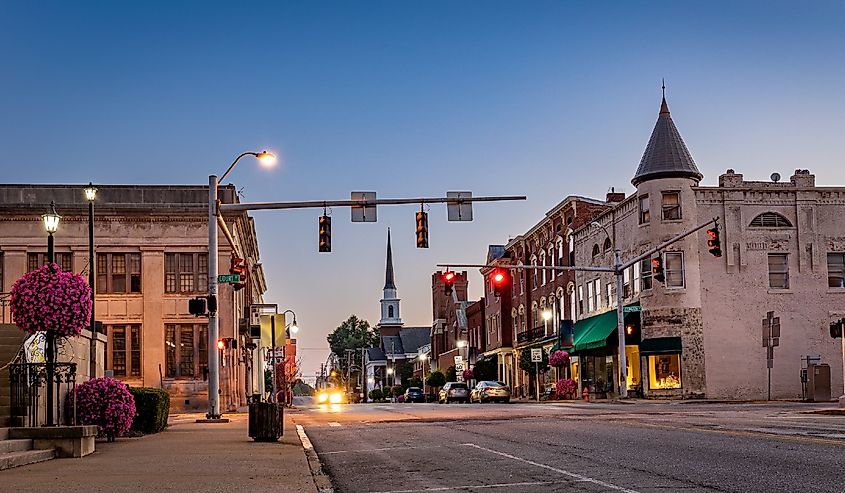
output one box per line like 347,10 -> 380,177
549,341 -> 571,353
639,337 -> 682,355
573,310 -> 618,352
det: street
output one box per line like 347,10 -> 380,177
292,399 -> 845,493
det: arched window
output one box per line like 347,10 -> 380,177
750,212 -> 792,228
603,238 -> 612,252
592,244 -> 600,258
556,236 -> 564,265
548,246 -> 555,277
567,231 -> 575,266
530,255 -> 538,289
388,306 -> 394,318
540,252 -> 547,285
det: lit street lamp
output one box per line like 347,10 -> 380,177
207,151 -> 276,419
41,201 -> 61,426
418,353 -> 429,395
84,183 -> 98,379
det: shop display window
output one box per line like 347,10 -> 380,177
648,354 -> 682,389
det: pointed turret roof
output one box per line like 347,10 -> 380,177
384,228 -> 396,290
631,95 -> 703,186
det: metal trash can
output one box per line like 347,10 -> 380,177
248,402 -> 283,442
807,364 -> 832,402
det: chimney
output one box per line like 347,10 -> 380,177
606,187 -> 625,203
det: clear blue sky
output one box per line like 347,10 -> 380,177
2,1 -> 844,382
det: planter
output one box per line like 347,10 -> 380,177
248,402 -> 283,442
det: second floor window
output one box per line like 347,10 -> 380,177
28,252 -> 72,272
640,259 -> 653,291
106,324 -> 142,377
664,252 -> 685,288
662,192 -> 681,220
165,253 -> 208,294
829,253 -> 845,288
639,195 -> 650,224
97,253 -> 141,294
768,253 -> 789,289
587,283 -> 595,312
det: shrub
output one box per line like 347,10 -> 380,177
425,371 -> 446,390
445,366 -> 457,382
368,388 -> 383,401
128,387 -> 170,434
556,378 -> 578,400
408,377 -> 423,389
70,377 -> 135,441
391,385 -> 404,398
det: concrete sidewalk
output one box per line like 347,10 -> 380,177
0,411 -> 319,493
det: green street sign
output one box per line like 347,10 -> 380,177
218,274 -> 241,283
623,305 -> 641,313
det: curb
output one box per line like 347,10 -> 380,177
296,424 -> 335,493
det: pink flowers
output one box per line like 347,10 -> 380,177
10,263 -> 92,337
462,368 -> 474,381
556,378 -> 578,399
69,377 -> 136,441
549,350 -> 570,368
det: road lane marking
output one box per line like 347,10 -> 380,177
375,480 -> 569,492
320,445 -> 443,455
328,422 -> 342,427
628,420 -> 845,447
461,443 -> 641,493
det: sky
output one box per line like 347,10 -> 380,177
2,1 -> 844,382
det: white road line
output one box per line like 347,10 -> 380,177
296,425 -> 315,451
375,480 -> 568,493
320,445 -> 443,455
328,422 -> 342,427
461,443 -> 641,493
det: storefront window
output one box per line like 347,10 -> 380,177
648,354 -> 682,389
626,346 -> 640,390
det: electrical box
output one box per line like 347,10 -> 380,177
807,363 -> 831,402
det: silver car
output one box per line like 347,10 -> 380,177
439,382 -> 469,403
470,381 -> 511,403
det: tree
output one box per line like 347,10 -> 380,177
369,388 -> 383,401
408,377 -> 423,389
472,356 -> 498,381
397,361 -> 414,388
326,315 -> 380,376
519,348 -> 549,375
391,385 -> 404,399
425,371 -> 446,395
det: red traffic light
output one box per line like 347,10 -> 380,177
706,226 -> 722,257
442,271 -> 456,295
493,271 -> 505,283
491,268 -> 509,297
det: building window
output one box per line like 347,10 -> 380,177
568,286 -> 576,320
592,244 -> 600,258
750,212 -> 792,228
828,253 -> 845,288
648,354 -> 682,389
593,279 -> 601,310
28,253 -> 72,272
606,282 -> 614,307
638,195 -> 650,224
96,253 -> 141,294
388,306 -> 394,318
623,268 -> 631,298
633,261 -> 641,295
165,253 -> 208,294
540,252 -> 546,285
587,283 -> 594,312
640,259 -> 653,291
661,191 -> 681,220
664,252 -> 685,288
556,238 -> 564,267
577,285 -> 584,315
165,323 -> 208,379
603,238 -> 612,253
107,324 -> 142,378
768,253 -> 789,289
567,234 -> 575,266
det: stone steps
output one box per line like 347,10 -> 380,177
0,438 -> 32,454
0,448 -> 55,470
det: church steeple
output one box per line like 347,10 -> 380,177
384,228 -> 396,290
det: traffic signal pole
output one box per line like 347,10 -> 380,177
207,175 -> 221,419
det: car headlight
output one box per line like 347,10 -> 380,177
317,392 -> 328,403
329,392 -> 342,404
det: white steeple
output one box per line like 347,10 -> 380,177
379,228 -> 402,327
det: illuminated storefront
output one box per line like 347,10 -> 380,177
640,337 -> 683,393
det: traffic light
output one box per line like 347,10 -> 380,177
415,210 -> 429,248
624,324 -> 641,345
230,255 -> 246,291
491,268 -> 509,297
706,223 -> 722,257
188,297 -> 206,316
442,271 -> 456,296
319,214 -> 331,253
651,257 -> 665,284
830,319 -> 844,338
217,339 -> 226,350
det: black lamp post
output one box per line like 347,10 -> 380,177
41,201 -> 61,425
84,183 -> 97,378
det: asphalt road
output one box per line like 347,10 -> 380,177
291,398 -> 845,493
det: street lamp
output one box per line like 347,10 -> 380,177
386,367 -> 395,388
207,151 -> 276,419
84,183 -> 98,379
41,201 -> 61,426
418,353 -> 429,395
590,220 -> 628,399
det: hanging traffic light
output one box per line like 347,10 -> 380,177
442,271 -> 456,296
491,268 -> 509,297
415,210 -> 429,248
188,297 -> 207,316
830,319 -> 844,338
706,223 -> 722,257
217,339 -> 226,350
651,257 -> 665,284
319,214 -> 332,253
230,255 -> 245,277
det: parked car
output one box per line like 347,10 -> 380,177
438,382 -> 469,403
404,387 -> 426,403
470,381 -> 511,403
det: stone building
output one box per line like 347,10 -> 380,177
572,95 -> 845,399
0,184 -> 266,412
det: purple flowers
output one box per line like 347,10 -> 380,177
556,378 -> 578,399
549,350 -> 570,368
69,377 -> 136,441
462,368 -> 474,381
9,263 -> 92,337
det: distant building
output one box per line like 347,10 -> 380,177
0,184 -> 266,412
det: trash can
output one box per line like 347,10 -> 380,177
807,364 -> 832,402
248,402 -> 283,442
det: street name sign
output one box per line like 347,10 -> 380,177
531,348 -> 542,363
218,274 -> 241,283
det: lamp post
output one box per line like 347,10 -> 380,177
41,201 -> 61,425
207,151 -> 275,419
84,184 -> 98,379
591,221 -> 627,399
418,353 -> 429,396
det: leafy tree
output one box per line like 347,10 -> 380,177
425,371 -> 446,393
472,356 -> 498,381
391,385 -> 404,398
519,348 -> 550,375
327,315 -> 379,376
408,377 -> 423,389
397,362 -> 414,388
368,388 -> 383,401
445,366 -> 457,382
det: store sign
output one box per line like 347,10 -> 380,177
531,348 -> 542,363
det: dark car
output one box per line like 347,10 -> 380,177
470,381 -> 511,403
438,382 -> 469,403
404,387 -> 426,403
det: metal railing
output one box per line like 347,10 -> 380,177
516,327 -> 546,344
9,362 -> 77,427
